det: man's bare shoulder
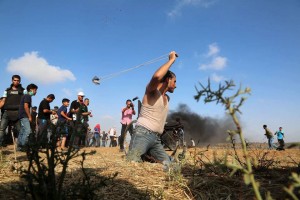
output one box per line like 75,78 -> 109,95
143,89 -> 161,106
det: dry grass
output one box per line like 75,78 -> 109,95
0,143 -> 299,199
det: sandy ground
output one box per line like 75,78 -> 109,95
0,144 -> 300,199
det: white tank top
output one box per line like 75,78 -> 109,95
137,92 -> 168,134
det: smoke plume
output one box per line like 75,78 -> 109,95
167,104 -> 234,145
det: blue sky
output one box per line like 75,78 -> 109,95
1,0 -> 299,142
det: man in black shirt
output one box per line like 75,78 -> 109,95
68,92 -> 91,148
37,94 -> 55,145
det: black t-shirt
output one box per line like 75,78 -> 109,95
38,99 -> 51,120
69,100 -> 80,119
69,100 -> 89,122
70,100 -> 80,112
19,94 -> 32,119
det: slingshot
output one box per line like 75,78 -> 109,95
92,53 -> 175,85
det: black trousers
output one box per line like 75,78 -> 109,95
119,123 -> 133,150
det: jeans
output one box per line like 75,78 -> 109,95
18,118 -> 31,146
102,140 -> 107,147
127,125 -> 171,163
0,111 -> 21,146
95,133 -> 101,147
268,137 -> 277,149
89,133 -> 101,147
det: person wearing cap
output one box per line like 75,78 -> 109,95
68,92 -> 92,148
37,94 -> 56,145
69,92 -> 85,122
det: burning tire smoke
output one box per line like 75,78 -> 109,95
167,104 -> 235,145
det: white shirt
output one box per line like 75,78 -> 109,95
109,128 -> 116,137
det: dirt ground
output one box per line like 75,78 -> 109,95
0,144 -> 300,199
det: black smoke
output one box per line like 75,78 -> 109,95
167,104 -> 235,145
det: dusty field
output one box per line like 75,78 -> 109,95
0,144 -> 300,199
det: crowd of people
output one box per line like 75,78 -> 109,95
0,74 -> 124,151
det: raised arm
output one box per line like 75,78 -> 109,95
146,51 -> 177,93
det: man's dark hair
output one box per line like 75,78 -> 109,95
26,83 -> 38,91
126,99 -> 132,103
47,94 -> 55,99
32,106 -> 37,110
161,70 -> 176,82
263,125 -> 267,128
12,75 -> 21,81
62,98 -> 70,103
84,98 -> 89,101
8,75 -> 24,90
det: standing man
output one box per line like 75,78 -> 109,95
17,84 -> 38,150
37,94 -> 56,145
119,99 -> 136,152
80,98 -> 92,146
68,92 -> 91,148
127,51 -> 177,165
263,124 -> 277,149
0,75 -> 26,147
275,127 -> 285,151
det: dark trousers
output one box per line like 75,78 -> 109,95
119,123 -> 133,150
277,139 -> 285,150
0,110 -> 21,146
37,119 -> 50,145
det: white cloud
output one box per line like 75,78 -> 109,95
211,73 -> 226,82
199,56 -> 227,70
206,43 -> 219,57
7,51 -> 76,84
199,43 -> 227,70
167,0 -> 216,18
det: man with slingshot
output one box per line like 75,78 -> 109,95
127,51 -> 178,167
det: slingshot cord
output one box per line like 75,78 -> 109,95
100,53 -> 169,82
